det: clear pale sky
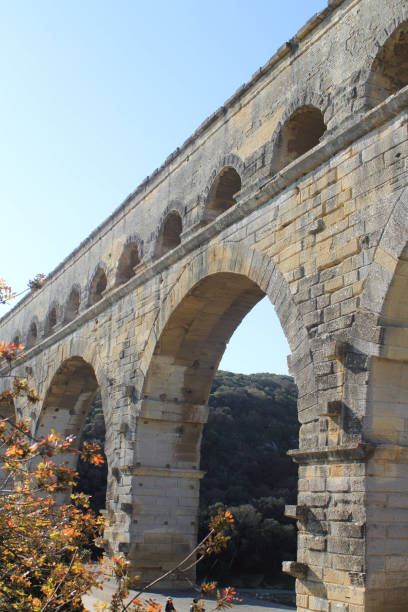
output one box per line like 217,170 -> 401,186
1,0 -> 327,375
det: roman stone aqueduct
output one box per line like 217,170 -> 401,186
2,0 -> 408,608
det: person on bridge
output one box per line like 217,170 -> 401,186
190,598 -> 204,612
165,597 -> 176,612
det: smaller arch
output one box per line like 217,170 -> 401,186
0,395 -> 15,424
115,241 -> 141,286
366,21 -> 408,107
44,304 -> 58,336
89,267 -> 107,306
65,286 -> 81,322
12,333 -> 21,347
156,211 -> 183,258
26,320 -> 39,348
49,308 -> 57,328
204,167 -> 242,222
272,105 -> 326,173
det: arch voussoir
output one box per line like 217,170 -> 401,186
139,243 -> 310,380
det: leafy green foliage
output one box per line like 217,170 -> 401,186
201,371 -> 298,508
197,371 -> 298,586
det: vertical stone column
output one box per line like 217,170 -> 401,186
125,465 -> 204,587
101,383 -> 135,561
104,394 -> 207,588
283,340 -> 371,611
363,356 -> 408,610
286,446 -> 369,612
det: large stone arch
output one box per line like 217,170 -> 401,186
139,243 -> 310,381
36,356 -> 99,441
33,341 -> 111,431
125,243 -> 312,588
33,353 -> 111,511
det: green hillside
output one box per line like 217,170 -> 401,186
77,371 -> 299,586
197,371 -> 298,585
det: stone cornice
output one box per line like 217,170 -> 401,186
121,466 -> 205,480
288,442 -> 375,464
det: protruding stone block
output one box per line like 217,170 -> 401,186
324,339 -> 350,360
318,399 -> 343,417
308,218 -> 324,234
285,504 -> 308,520
282,561 -> 308,578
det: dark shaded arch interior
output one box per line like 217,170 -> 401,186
274,105 -> 326,173
143,273 -> 265,406
27,322 -> 38,348
205,167 -> 241,222
65,288 -> 80,322
157,212 -> 182,257
116,243 -> 140,285
89,269 -> 107,305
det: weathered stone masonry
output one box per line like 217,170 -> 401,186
2,0 -> 408,609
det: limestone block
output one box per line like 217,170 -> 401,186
308,595 -> 329,611
282,560 -> 308,578
285,504 -> 308,520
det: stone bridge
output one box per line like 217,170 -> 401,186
2,0 -> 408,609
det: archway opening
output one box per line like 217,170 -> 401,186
65,287 -> 80,322
134,272 -> 298,588
37,357 -> 107,515
0,396 -> 15,426
27,321 -> 38,348
116,243 -> 140,286
89,268 -> 107,305
274,105 -> 326,173
45,306 -> 57,335
367,21 -> 408,107
364,243 -> 408,605
75,390 -> 107,514
157,212 -> 182,257
198,297 -> 297,588
205,167 -> 241,222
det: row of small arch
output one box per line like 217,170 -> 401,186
13,239 -> 142,349
11,107 -> 318,349
11,20 -> 408,350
